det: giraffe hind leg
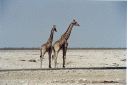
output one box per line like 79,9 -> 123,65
54,51 -> 58,68
53,44 -> 60,68
40,48 -> 46,68
48,48 -> 52,68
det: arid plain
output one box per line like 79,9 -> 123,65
0,49 -> 126,85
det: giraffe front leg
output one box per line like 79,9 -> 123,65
63,43 -> 68,68
65,42 -> 68,61
40,48 -> 42,59
62,46 -> 66,68
40,48 -> 43,68
48,48 -> 52,68
40,57 -> 43,68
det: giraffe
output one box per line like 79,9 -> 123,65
40,25 -> 57,68
52,19 -> 80,68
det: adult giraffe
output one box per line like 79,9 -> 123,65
40,25 -> 57,68
52,19 -> 80,68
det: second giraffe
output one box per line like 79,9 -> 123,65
52,19 -> 80,68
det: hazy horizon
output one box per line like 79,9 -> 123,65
0,0 -> 127,48
0,47 -> 126,49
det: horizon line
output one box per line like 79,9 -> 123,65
0,47 -> 126,50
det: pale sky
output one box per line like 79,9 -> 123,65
0,0 -> 127,48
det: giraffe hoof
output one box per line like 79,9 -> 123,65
49,66 -> 52,68
63,66 -> 65,68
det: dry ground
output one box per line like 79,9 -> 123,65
0,49 -> 126,69
0,49 -> 126,85
0,69 -> 126,85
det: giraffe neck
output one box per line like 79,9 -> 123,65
47,29 -> 54,43
63,23 -> 74,40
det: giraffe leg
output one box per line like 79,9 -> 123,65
52,47 -> 55,60
65,42 -> 68,60
54,51 -> 58,68
40,48 -> 42,58
40,48 -> 46,68
40,56 -> 43,68
48,48 -> 52,68
62,45 -> 66,68
63,43 -> 68,68
40,48 -> 43,68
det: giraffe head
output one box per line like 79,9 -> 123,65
71,19 -> 80,26
53,25 -> 57,32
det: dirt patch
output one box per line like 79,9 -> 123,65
66,61 -> 73,65
112,63 -> 119,67
28,59 -> 36,62
121,59 -> 126,61
78,79 -> 87,83
52,79 -> 119,84
102,80 -> 119,83
20,59 -> 26,61
92,80 -> 119,83
52,79 -> 76,84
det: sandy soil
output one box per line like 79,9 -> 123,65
0,49 -> 126,69
0,49 -> 126,85
0,69 -> 126,85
